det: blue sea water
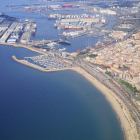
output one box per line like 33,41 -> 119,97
0,0 -> 115,53
0,0 -> 124,140
0,45 -> 124,140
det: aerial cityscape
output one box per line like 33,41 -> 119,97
1,0 -> 140,140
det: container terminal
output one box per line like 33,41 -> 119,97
43,14 -> 95,20
52,14 -> 108,39
0,13 -> 110,49
43,13 -> 109,39
0,14 -> 71,48
0,14 -> 112,55
0,14 -> 114,76
0,14 -> 37,44
22,4 -> 79,12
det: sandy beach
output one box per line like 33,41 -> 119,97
12,55 -> 139,140
72,67 -> 138,140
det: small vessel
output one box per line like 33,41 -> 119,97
64,26 -> 83,30
59,47 -> 66,52
47,42 -> 59,47
54,24 -> 57,28
59,40 -> 71,45
95,39 -> 102,46
22,4 -> 29,6
34,44 -> 42,48
31,29 -> 36,35
33,24 -> 37,29
25,19 -> 35,23
48,17 -> 58,20
93,36 -> 98,38
34,3 -> 40,5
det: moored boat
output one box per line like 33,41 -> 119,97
64,26 -> 83,30
59,40 -> 71,45
31,29 -> 36,36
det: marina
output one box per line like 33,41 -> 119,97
1,0 -> 137,140
0,45 -> 125,140
23,54 -> 76,70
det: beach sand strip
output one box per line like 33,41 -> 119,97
11,55 -> 138,140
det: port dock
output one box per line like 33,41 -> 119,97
50,13 -> 109,39
0,13 -> 111,52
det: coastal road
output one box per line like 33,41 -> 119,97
75,57 -> 140,130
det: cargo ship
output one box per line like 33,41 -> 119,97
62,5 -> 72,8
33,24 -> 37,29
59,40 -> 71,45
31,29 -> 36,35
64,26 -> 83,30
25,19 -> 35,23
5,4 -> 15,7
31,24 -> 37,36
34,3 -> 40,5
54,24 -> 57,28
23,8 -> 37,12
22,4 -> 30,6
47,42 -> 58,47
48,17 -> 58,20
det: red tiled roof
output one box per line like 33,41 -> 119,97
97,66 -> 106,70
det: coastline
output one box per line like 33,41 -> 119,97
12,55 -> 76,72
72,67 -> 138,140
12,55 -> 138,140
0,42 -> 46,55
1,1 -> 138,139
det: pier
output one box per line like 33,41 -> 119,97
31,39 -> 68,47
0,13 -> 19,21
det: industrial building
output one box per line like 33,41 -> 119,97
7,37 -> 17,43
0,31 -> 11,42
0,19 -> 25,43
55,17 -> 100,30
20,32 -> 31,44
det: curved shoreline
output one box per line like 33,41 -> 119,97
12,55 -> 138,140
72,68 -> 138,140
12,55 -> 76,72
0,42 -> 46,55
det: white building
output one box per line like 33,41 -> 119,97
97,66 -> 106,73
